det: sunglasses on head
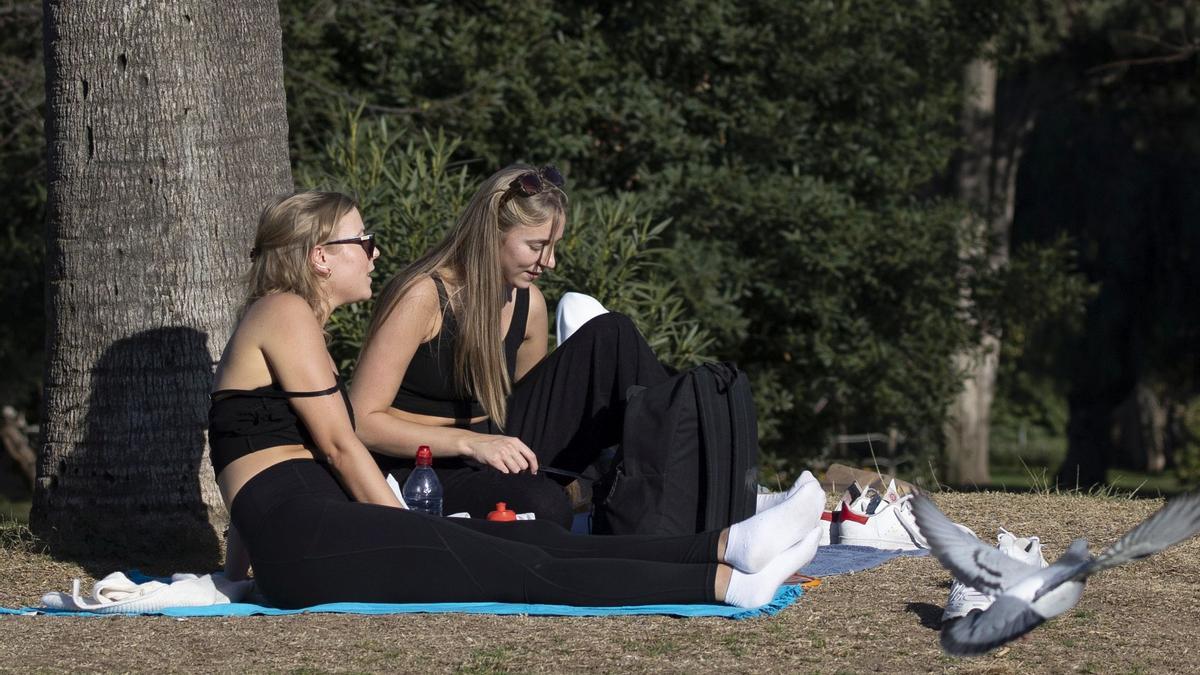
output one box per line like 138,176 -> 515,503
322,232 -> 376,258
500,165 -> 565,205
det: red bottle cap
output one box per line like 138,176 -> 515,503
415,445 -> 433,467
487,502 -> 517,522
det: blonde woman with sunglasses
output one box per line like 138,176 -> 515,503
351,164 -> 684,526
209,189 -> 826,609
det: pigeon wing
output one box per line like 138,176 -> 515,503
912,495 -> 1041,594
940,594 -> 1046,656
1085,490 -> 1200,577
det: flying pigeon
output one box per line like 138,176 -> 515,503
912,490 -> 1200,656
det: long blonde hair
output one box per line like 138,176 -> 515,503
242,191 -> 359,318
367,165 -> 567,426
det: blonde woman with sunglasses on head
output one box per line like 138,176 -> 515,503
351,164 -> 683,526
208,189 -> 826,609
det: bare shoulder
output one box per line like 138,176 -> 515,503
241,293 -> 323,343
527,284 -> 547,316
527,283 -> 546,307
398,274 -> 442,312
244,292 -> 318,326
215,293 -> 324,389
376,274 -> 443,342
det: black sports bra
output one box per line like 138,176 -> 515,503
391,275 -> 528,421
208,375 -> 354,476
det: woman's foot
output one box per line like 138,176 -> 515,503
724,528 -> 821,608
724,478 -> 824,573
755,470 -> 818,513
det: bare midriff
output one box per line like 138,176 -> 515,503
385,406 -> 488,428
216,444 -> 319,512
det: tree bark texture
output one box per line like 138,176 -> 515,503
34,1 -> 292,561
944,58 -> 1001,486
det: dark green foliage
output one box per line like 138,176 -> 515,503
0,1 -> 1098,476
298,113 -> 713,373
994,0 -> 1200,484
0,2 -> 45,414
280,0 -> 1077,464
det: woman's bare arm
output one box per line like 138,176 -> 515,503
258,294 -> 402,508
351,277 -> 539,474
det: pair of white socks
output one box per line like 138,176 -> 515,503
723,471 -> 825,608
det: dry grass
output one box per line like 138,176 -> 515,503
3,491 -> 1199,673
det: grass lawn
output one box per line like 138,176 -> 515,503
987,466 -> 1189,497
3,490 -> 1199,673
0,495 -> 30,524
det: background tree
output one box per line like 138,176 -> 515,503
943,55 -> 1003,486
992,0 -> 1200,488
0,2 -> 46,415
33,1 -> 292,559
11,0 -> 1174,507
280,0 -> 1082,476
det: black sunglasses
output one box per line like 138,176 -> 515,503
500,165 -> 565,205
322,232 -> 376,258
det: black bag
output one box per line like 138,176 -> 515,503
592,362 -> 759,535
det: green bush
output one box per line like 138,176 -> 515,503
280,0 -> 1084,467
299,112 -> 713,373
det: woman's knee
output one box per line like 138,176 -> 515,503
575,311 -> 639,341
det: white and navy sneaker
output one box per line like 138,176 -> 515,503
835,479 -> 930,550
941,528 -> 1049,622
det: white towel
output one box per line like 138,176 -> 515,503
385,473 -> 410,509
41,571 -> 252,613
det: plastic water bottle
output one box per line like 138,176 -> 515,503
402,445 -> 443,516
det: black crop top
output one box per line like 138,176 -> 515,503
391,275 -> 528,420
208,375 -> 354,475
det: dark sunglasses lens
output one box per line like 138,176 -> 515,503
542,166 -> 564,187
518,173 -> 543,196
361,236 -> 375,258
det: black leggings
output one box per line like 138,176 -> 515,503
233,459 -> 720,608
381,312 -> 670,526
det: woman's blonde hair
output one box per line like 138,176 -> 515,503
366,164 -> 567,427
242,191 -> 359,317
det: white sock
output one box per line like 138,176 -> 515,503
755,471 -> 817,513
725,479 -> 824,573
725,528 -> 822,608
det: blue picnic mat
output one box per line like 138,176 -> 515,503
0,544 -> 922,619
799,544 -> 928,577
0,583 -> 802,620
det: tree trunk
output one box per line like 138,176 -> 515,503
945,338 -> 998,486
1113,383 -> 1167,473
33,1 -> 292,562
945,57 -> 1003,486
2,406 -> 37,487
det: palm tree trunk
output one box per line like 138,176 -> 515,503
33,1 -> 292,562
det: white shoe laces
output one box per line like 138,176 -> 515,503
888,495 -> 929,548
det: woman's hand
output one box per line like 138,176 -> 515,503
465,435 -> 539,474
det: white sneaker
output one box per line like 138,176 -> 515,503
818,480 -> 867,545
941,528 -> 1049,622
836,480 -> 928,550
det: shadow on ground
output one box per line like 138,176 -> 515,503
905,601 -> 944,631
